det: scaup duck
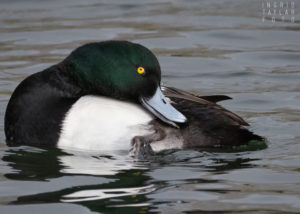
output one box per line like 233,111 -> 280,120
4,41 -> 264,156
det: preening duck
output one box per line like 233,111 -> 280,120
4,41 -> 264,156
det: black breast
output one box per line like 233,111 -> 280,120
5,64 -> 81,146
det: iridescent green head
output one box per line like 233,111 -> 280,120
65,40 -> 186,127
66,41 -> 161,100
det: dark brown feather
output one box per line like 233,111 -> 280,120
162,86 -> 248,126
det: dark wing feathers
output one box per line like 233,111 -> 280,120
197,95 -> 232,103
162,86 -> 232,103
161,86 -> 263,147
162,86 -> 248,126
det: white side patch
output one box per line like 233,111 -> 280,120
58,95 -> 154,151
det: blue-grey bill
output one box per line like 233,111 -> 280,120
140,87 -> 187,128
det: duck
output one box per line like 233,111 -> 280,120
4,40 -> 264,157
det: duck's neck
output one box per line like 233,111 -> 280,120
45,61 -> 84,98
5,62 -> 83,146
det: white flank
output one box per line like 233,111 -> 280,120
58,95 -> 154,151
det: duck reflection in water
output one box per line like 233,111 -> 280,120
2,146 -> 259,213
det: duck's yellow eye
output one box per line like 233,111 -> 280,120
137,66 -> 145,75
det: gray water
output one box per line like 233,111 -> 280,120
1,0 -> 300,213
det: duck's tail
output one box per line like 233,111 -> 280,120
235,128 -> 267,151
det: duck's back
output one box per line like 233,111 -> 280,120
162,87 -> 263,148
172,98 -> 261,148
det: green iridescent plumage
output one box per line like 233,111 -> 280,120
65,41 -> 161,100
